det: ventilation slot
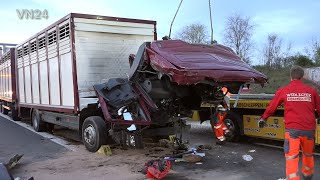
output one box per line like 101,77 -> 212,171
48,30 -> 57,45
38,36 -> 46,50
59,23 -> 70,40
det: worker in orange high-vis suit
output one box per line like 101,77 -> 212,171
211,104 -> 230,145
259,65 -> 320,180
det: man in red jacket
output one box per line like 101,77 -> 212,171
259,65 -> 320,180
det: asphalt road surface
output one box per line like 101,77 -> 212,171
166,121 -> 320,180
0,115 -> 66,168
1,115 -> 320,180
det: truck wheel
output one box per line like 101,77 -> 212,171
82,116 -> 107,152
32,110 -> 46,132
224,112 -> 241,142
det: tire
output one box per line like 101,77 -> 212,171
224,112 -> 241,142
32,109 -> 46,132
82,116 -> 107,152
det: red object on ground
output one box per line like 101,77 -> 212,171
145,159 -> 171,179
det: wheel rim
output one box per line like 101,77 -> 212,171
224,118 -> 235,134
84,125 -> 96,146
33,115 -> 38,129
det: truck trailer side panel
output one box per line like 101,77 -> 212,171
17,19 -> 74,112
73,18 -> 155,109
0,48 -> 15,102
16,13 -> 156,115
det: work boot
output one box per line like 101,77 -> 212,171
216,140 -> 225,145
302,174 -> 313,180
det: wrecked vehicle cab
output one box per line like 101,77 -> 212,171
93,39 -> 267,151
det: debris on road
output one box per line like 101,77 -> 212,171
5,154 -> 23,170
1,154 -> 33,180
196,144 -> 212,151
248,150 -> 256,153
144,159 -> 171,179
182,154 -> 202,163
242,154 -> 253,161
159,139 -> 174,149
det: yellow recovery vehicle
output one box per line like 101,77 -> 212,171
198,67 -> 320,144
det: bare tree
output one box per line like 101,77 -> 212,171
223,14 -> 254,64
175,23 -> 209,44
305,38 -> 320,64
263,34 -> 282,68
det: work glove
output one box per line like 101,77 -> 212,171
258,118 -> 267,128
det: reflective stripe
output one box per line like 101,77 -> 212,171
303,152 -> 313,157
286,154 -> 299,160
222,128 -> 227,130
286,173 -> 298,179
303,165 -> 314,171
214,125 -> 222,129
302,173 -> 313,178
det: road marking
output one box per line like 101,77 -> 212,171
254,143 -> 320,156
0,113 -> 77,152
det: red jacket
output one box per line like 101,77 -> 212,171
262,80 -> 320,130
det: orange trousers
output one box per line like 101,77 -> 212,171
284,129 -> 315,180
211,112 -> 228,142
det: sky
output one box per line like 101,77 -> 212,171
0,0 -> 319,64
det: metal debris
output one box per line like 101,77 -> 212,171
5,154 -> 23,170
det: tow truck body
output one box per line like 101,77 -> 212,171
200,67 -> 320,144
